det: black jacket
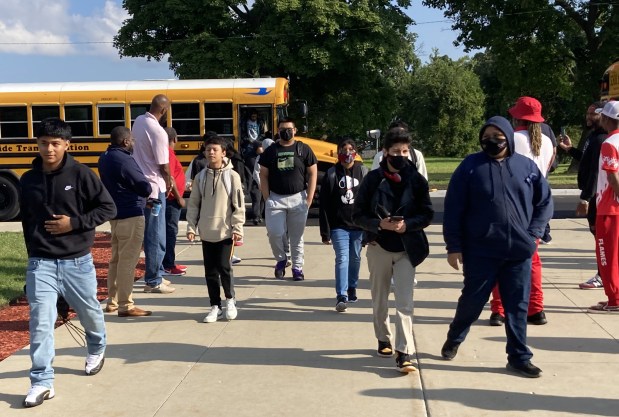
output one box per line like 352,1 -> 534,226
319,162 -> 368,240
352,163 -> 433,267
568,127 -> 607,202
20,153 -> 117,259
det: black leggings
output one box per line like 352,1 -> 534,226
201,239 -> 235,307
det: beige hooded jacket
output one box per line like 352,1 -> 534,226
186,159 -> 245,242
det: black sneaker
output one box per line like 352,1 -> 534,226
395,351 -> 417,373
348,287 -> 358,303
489,312 -> 505,326
507,361 -> 542,378
527,311 -> 547,325
377,340 -> 393,357
441,339 -> 460,360
274,260 -> 287,279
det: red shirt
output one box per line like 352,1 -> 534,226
596,130 -> 619,215
167,147 -> 186,201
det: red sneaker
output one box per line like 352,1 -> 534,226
164,266 -> 186,276
175,264 -> 187,272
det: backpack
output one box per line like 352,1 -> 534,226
197,167 -> 232,196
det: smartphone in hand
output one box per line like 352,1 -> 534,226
389,215 -> 404,222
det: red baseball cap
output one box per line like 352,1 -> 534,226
508,96 -> 545,123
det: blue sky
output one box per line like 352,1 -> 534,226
0,0 -> 468,83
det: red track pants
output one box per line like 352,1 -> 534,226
596,215 -> 619,307
491,241 -> 543,316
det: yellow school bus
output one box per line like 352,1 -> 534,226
0,77 -> 339,220
600,61 -> 619,100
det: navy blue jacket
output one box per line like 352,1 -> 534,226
443,116 -> 554,260
98,146 -> 152,219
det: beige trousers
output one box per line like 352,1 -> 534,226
366,243 -> 415,354
107,216 -> 145,312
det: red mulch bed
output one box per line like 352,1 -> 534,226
0,233 -> 144,362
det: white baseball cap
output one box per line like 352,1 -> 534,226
595,101 -> 619,120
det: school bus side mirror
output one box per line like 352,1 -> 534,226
299,124 -> 308,134
297,101 -> 308,118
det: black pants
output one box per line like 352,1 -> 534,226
201,239 -> 235,307
249,180 -> 264,220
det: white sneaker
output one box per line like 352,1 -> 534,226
231,255 -> 242,265
85,353 -> 105,375
204,305 -> 223,323
24,385 -> 55,407
143,283 -> 176,294
225,298 -> 238,320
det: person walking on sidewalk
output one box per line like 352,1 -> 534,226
259,118 -> 318,280
186,135 -> 245,322
20,118 -> 117,407
488,96 -> 554,326
441,116 -> 553,378
353,127 -> 433,373
588,101 -> 619,313
132,94 -> 175,294
319,138 -> 369,312
558,101 -> 607,290
99,126 -> 153,317
162,127 -> 187,277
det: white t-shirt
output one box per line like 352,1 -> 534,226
513,129 -> 554,177
371,149 -> 428,180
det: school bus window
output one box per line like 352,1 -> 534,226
98,104 -> 125,136
65,105 -> 93,138
0,106 -> 28,139
171,103 -> 200,136
130,104 -> 149,126
32,105 -> 60,134
204,103 -> 233,136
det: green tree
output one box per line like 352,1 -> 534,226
114,0 -> 419,138
423,1 -> 619,126
401,54 -> 485,157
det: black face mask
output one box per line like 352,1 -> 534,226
279,129 -> 293,142
481,139 -> 508,157
387,155 -> 408,171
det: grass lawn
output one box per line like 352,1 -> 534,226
0,232 -> 27,308
365,157 -> 577,189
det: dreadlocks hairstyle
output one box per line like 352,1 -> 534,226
527,121 -> 542,157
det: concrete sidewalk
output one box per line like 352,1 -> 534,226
0,219 -> 617,416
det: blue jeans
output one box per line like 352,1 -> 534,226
26,253 -> 106,387
163,199 -> 182,269
144,192 -> 167,286
330,228 -> 363,299
447,255 -> 533,364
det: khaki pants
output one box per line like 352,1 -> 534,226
367,244 -> 415,354
107,216 -> 145,312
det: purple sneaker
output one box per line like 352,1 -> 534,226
274,260 -> 287,279
292,268 -> 304,281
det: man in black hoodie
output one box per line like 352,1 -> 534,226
559,101 -> 608,289
20,118 -> 116,407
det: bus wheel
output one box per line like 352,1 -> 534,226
0,176 -> 20,221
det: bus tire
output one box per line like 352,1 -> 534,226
0,176 -> 20,221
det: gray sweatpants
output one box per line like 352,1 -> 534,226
367,243 -> 415,354
265,191 -> 308,269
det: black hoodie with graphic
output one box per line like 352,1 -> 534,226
20,153 -> 117,259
